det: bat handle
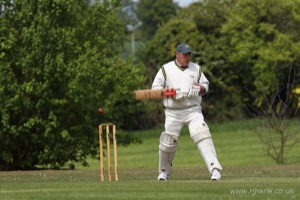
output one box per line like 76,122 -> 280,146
164,89 -> 176,98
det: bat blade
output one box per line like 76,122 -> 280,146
134,89 -> 176,100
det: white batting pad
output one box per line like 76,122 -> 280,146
158,150 -> 176,176
197,138 -> 222,174
190,121 -> 211,143
159,132 -> 178,152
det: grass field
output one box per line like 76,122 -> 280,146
1,119 -> 299,200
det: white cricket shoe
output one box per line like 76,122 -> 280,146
157,173 -> 168,181
211,169 -> 221,181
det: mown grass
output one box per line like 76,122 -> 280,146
1,119 -> 299,200
87,118 -> 299,169
1,166 -> 299,200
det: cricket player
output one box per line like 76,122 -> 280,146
151,43 -> 222,181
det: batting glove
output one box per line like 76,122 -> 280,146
188,84 -> 201,97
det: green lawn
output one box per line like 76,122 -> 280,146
1,119 -> 299,200
1,166 -> 299,200
88,118 -> 299,170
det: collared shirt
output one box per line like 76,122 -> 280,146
151,60 -> 209,110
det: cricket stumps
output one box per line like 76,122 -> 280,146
99,123 -> 118,181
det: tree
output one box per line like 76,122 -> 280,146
136,0 -> 179,39
221,0 -> 300,114
219,0 -> 300,164
255,65 -> 299,164
0,0 -> 145,170
140,19 -> 200,84
118,0 -> 140,29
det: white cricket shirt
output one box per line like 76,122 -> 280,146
151,60 -> 209,110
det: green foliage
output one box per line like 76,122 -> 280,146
118,0 -> 139,30
95,57 -> 147,130
0,0 -> 146,170
139,0 -> 300,121
136,0 -> 179,39
222,0 -> 300,110
140,19 -> 200,83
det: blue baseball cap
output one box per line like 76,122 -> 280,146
176,43 -> 192,54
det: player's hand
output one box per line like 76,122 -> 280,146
188,84 -> 201,97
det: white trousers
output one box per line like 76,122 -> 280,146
158,107 -> 222,176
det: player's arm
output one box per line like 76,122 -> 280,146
199,73 -> 209,95
151,68 -> 165,90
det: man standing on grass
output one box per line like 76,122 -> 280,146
151,43 -> 222,181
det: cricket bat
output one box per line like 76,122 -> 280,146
133,89 -> 176,100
